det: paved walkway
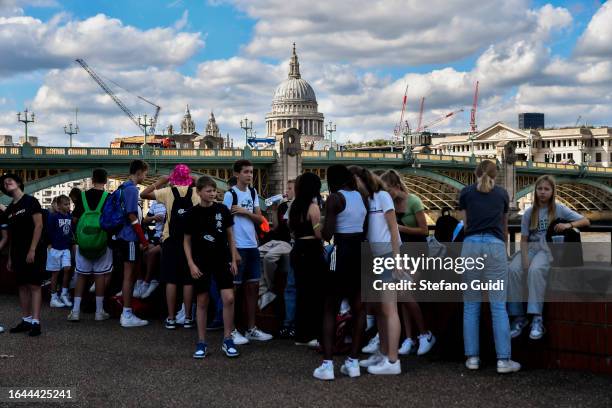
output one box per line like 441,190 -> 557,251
0,296 -> 610,407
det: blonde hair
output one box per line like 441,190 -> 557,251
529,175 -> 557,230
475,160 -> 497,193
380,169 -> 408,195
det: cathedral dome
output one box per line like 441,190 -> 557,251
271,44 -> 317,104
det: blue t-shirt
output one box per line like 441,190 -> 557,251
521,203 -> 582,242
47,212 -> 73,250
459,184 -> 509,242
117,180 -> 141,242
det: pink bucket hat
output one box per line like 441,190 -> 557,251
168,164 -> 192,186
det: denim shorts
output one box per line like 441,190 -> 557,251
235,248 -> 261,285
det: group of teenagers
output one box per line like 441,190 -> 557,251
0,156 -> 589,380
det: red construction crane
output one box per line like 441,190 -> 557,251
469,80 -> 479,133
393,84 -> 409,142
422,108 -> 465,131
416,97 -> 425,133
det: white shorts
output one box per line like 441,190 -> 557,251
75,247 -> 113,275
46,248 -> 72,271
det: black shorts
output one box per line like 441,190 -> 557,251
116,239 -> 141,264
160,237 -> 192,285
11,251 -> 46,286
327,237 -> 362,297
192,259 -> 234,295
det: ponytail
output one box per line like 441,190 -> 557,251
475,160 -> 497,193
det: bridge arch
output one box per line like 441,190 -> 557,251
0,166 -> 230,205
516,178 -> 612,212
396,167 -> 465,210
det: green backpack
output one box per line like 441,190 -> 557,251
76,190 -> 109,259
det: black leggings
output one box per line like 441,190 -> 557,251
290,239 -> 325,343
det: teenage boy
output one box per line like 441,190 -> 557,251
184,176 -> 240,358
68,169 -> 113,322
117,160 -> 150,327
223,160 -> 273,344
46,195 -> 74,308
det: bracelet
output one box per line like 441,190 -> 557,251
313,223 -> 321,230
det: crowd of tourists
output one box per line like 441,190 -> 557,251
0,158 -> 589,379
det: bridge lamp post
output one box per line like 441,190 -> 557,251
526,133 -> 533,166
468,133 -> 476,158
240,116 -> 253,147
325,121 -> 336,147
138,115 -> 153,151
17,109 -> 35,145
64,123 -> 79,148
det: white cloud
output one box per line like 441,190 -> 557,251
174,9 -> 189,30
575,1 -> 612,60
0,13 -> 204,76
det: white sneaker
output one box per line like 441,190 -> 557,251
510,316 -> 529,338
246,326 -> 273,341
340,358 -> 361,378
89,283 -> 96,293
465,356 -> 480,370
362,333 -> 380,354
417,331 -> 436,355
313,361 -> 335,381
258,291 -> 276,310
67,310 -> 80,322
497,359 -> 521,374
367,357 -> 401,375
120,313 -> 148,328
176,305 -> 186,325
50,297 -> 65,308
295,339 -> 319,348
359,352 -> 384,368
132,281 -> 143,298
0,325 -> 4,334
398,338 -> 415,355
529,317 -> 545,340
231,329 -> 250,345
141,280 -> 159,299
95,310 -> 110,321
60,294 -> 73,308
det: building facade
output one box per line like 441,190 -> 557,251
430,122 -> 611,167
265,44 -> 325,145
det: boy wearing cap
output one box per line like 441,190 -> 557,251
141,164 -> 200,329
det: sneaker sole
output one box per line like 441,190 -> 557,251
497,367 -> 520,374
193,353 -> 207,359
223,349 -> 240,358
313,374 -> 334,381
121,322 -> 148,328
340,368 -> 361,378
367,368 -> 401,375
466,364 -> 480,370
529,332 -> 544,340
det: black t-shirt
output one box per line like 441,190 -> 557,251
72,189 -> 108,222
5,194 -> 43,255
184,203 -> 233,264
459,184 -> 509,242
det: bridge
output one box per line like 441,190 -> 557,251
1,144 -> 611,215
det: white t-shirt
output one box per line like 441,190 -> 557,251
223,186 -> 260,249
147,201 -> 167,239
367,191 -> 400,256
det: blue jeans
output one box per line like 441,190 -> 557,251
283,264 -> 296,328
507,248 -> 551,316
461,234 -> 511,360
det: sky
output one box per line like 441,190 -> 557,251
0,0 -> 610,147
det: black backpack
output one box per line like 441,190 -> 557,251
168,186 -> 194,238
546,218 -> 583,267
435,208 -> 464,243
229,185 -> 257,208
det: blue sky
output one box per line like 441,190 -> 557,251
0,0 -> 611,146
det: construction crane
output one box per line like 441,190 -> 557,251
469,81 -> 479,133
393,84 -> 409,143
422,108 -> 465,131
416,97 -> 425,133
575,115 -> 582,127
75,58 -> 161,136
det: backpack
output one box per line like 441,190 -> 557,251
168,186 -> 194,238
76,190 -> 109,259
546,218 -> 583,267
100,185 -> 126,233
434,208 -> 464,243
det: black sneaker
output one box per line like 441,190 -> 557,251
164,318 -> 177,330
279,326 -> 295,339
28,323 -> 41,337
183,318 -> 195,329
9,320 -> 32,334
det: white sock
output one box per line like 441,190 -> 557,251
51,292 -> 59,300
123,307 -> 132,316
23,316 -> 33,323
72,297 -> 82,312
61,287 -> 69,296
366,314 -> 376,331
95,296 -> 104,313
31,319 -> 40,325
